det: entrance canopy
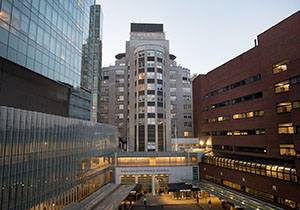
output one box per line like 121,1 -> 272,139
167,183 -> 200,192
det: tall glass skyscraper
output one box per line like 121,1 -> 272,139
0,0 -> 93,87
80,4 -> 103,122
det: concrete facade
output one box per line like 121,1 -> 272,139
100,55 -> 128,144
169,59 -> 193,140
193,11 -> 300,209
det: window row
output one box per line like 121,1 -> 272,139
276,100 -> 300,113
201,92 -> 262,112
200,74 -> 261,101
210,129 -> 265,136
202,115 -> 230,124
203,155 -> 297,183
274,75 -> 300,93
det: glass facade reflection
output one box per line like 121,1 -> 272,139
0,106 -> 117,210
0,0 -> 93,87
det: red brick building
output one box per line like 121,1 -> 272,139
193,11 -> 300,209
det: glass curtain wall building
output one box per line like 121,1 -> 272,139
0,106 -> 117,210
88,5 -> 103,122
0,0 -> 94,120
0,0 -> 92,87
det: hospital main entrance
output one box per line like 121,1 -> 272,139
120,174 -> 169,195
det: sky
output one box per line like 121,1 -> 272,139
96,0 -> 299,75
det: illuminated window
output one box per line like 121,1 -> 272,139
184,131 -> 189,137
139,73 -> 145,79
147,95 -> 155,101
147,106 -> 155,113
115,114 -> 123,119
273,60 -> 288,74
233,110 -> 264,120
116,95 -> 124,101
138,84 -> 145,91
276,102 -> 292,113
278,123 -> 294,134
100,96 -> 108,102
274,80 -> 290,93
280,144 -> 296,156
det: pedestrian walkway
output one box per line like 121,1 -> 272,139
132,194 -> 223,210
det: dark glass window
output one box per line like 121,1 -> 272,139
139,114 -> 144,118
147,79 -> 155,83
157,68 -> 163,73
147,68 -> 155,72
232,92 -> 262,104
148,113 -> 155,118
147,90 -> 155,95
148,102 -> 155,106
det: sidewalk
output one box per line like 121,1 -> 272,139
133,194 -> 223,210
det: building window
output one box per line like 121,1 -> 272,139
116,78 -> 124,84
184,104 -> 192,110
115,113 -> 124,119
184,113 -> 192,119
184,122 -> 192,127
183,88 -> 191,92
147,50 -> 155,57
211,101 -> 230,109
116,87 -> 124,92
276,102 -> 292,113
278,123 -> 294,134
116,69 -> 124,75
232,110 -> 264,120
101,87 -> 109,92
100,96 -> 108,102
102,71 -> 109,80
147,61 -> 155,67
232,92 -> 262,104
280,144 -> 296,156
184,131 -> 189,137
100,114 -> 108,119
170,96 -> 177,101
273,59 -> 288,74
147,106 -> 155,113
139,73 -> 145,79
138,84 -> 145,91
274,80 -> 290,93
116,95 -> 124,101
295,126 -> 300,134
116,104 -> 124,110
290,75 -> 300,85
157,51 -> 163,58
293,100 -> 300,109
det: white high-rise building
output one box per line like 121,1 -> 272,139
100,23 -> 194,152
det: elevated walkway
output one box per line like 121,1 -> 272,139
63,183 -> 135,210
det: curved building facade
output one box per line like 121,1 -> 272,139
127,24 -> 171,152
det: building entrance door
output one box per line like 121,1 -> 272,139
155,174 -> 169,194
138,175 -> 152,194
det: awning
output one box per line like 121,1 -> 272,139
167,183 -> 199,192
